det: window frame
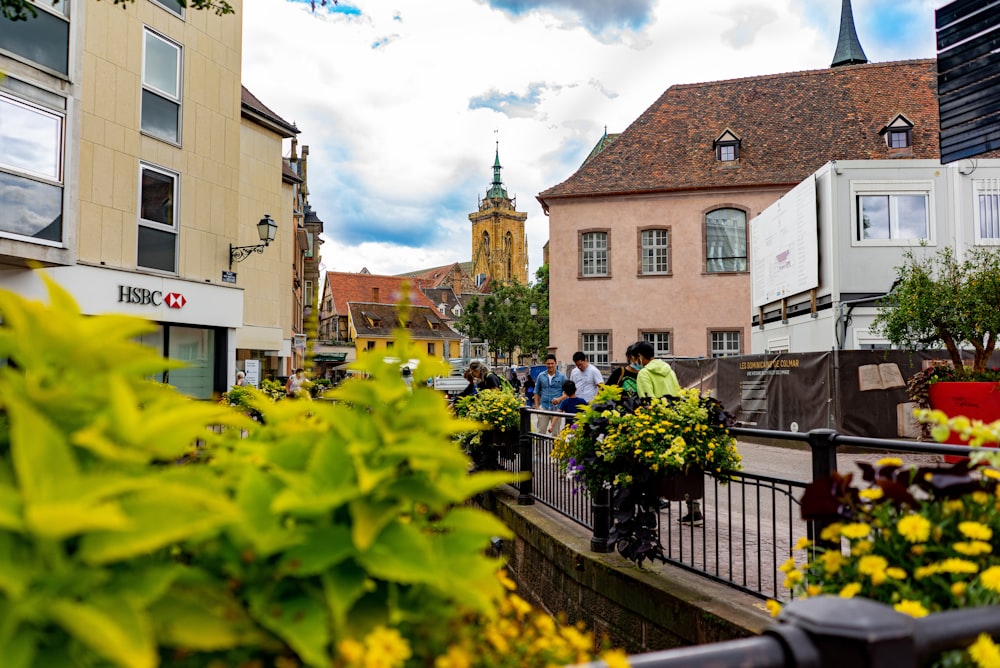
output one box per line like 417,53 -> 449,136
709,329 -> 742,358
141,28 -> 182,145
137,162 -> 179,273
150,0 -> 185,18
704,207 -> 748,273
0,89 -> 65,245
973,180 -> 1000,246
579,331 -> 611,367
640,330 -> 672,357
850,180 -> 934,247
887,129 -> 911,149
0,0 -> 70,76
716,143 -> 738,161
578,228 -> 610,279
638,226 -> 671,276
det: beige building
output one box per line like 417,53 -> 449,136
0,0 -> 305,396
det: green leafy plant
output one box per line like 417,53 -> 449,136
873,246 -> 1000,375
0,277 -> 620,668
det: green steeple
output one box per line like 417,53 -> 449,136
486,144 -> 508,200
831,0 -> 868,67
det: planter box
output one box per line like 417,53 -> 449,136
658,468 -> 705,502
928,381 -> 1000,461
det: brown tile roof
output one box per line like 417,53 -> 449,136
324,271 -> 439,315
241,85 -> 299,137
349,302 -> 456,339
538,60 -> 1000,203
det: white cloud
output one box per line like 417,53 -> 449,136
241,0 -> 940,279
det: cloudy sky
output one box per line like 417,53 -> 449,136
241,0 -> 947,280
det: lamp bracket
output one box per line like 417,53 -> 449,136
229,242 -> 268,270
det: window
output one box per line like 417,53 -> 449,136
504,231 -> 513,278
714,129 -> 740,162
705,208 -> 747,272
887,130 -> 910,149
710,331 -> 741,358
136,324 -> 218,399
138,164 -> 178,272
975,180 -> 1000,245
427,342 -> 436,355
305,280 -> 313,308
640,228 -> 670,274
580,230 -> 609,277
851,182 -> 932,245
151,0 -> 185,18
0,91 -> 64,242
581,332 -> 610,366
0,1 -> 69,75
142,29 -> 181,143
366,341 -> 376,350
641,331 -> 671,357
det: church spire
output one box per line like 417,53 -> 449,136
486,141 -> 508,200
831,0 -> 868,67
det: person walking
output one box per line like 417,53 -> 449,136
556,380 -> 587,418
569,351 -> 604,403
235,370 -> 248,387
606,342 -> 641,398
533,354 -> 566,434
634,341 -> 697,523
285,368 -> 306,398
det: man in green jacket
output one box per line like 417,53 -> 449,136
634,341 -> 680,398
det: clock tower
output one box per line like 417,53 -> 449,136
469,146 -> 528,286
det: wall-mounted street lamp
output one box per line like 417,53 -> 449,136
230,214 -> 277,270
529,303 -> 538,316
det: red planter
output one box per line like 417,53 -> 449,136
928,381 -> 1000,461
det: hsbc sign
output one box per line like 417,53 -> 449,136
118,285 -> 186,309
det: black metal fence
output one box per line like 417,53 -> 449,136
502,408 -> 979,601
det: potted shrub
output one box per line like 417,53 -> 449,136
551,385 -> 742,566
873,246 -> 1000,443
454,388 -> 524,468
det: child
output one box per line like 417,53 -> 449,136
556,380 -> 587,417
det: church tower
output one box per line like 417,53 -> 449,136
469,145 -> 528,286
831,0 -> 868,67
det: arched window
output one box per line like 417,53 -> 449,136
504,231 -> 513,279
705,208 -> 747,273
481,231 -> 490,261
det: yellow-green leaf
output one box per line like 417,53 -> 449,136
49,597 -> 156,668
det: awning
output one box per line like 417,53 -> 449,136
313,352 -> 348,363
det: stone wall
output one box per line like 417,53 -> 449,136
480,487 -> 771,654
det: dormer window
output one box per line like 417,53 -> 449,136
714,129 -> 741,162
880,114 -> 913,149
452,304 -> 463,317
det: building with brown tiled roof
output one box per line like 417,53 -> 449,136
536,52 -> 1000,366
316,271 -> 462,373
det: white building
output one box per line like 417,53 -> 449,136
751,158 -> 1000,354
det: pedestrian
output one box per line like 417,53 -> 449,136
523,373 -> 535,408
286,368 -> 305,398
533,354 -> 567,434
508,367 -> 522,394
569,351 -> 604,403
606,342 -> 641,398
635,341 -> 680,399
556,380 -> 587,417
235,370 -> 248,387
457,360 -> 502,398
401,366 -> 413,391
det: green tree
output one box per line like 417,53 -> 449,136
873,246 -> 1000,373
456,269 -> 549,368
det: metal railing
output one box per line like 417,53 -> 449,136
502,409 -> 979,601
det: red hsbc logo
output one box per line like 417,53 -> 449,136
165,292 -> 186,309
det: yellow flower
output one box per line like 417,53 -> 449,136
338,639 -> 366,664
435,646 -> 472,668
893,600 -> 929,618
857,555 -> 888,575
954,541 -> 993,556
601,649 -> 631,668
959,521 -> 994,541
980,566 -> 1000,592
819,550 -> 846,574
937,558 -> 979,575
779,557 -> 797,573
851,540 -> 873,556
886,567 -> 907,580
820,523 -> 842,541
794,536 -> 813,551
806,584 -> 823,596
952,581 -> 967,597
859,488 -> 884,501
765,600 -> 782,618
983,468 -> 1000,481
840,523 -> 871,540
970,633 -> 1000,668
876,457 -> 903,467
897,514 -> 931,543
839,582 -> 862,598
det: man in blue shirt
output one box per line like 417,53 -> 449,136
533,354 -> 567,434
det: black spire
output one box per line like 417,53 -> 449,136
831,0 -> 868,67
